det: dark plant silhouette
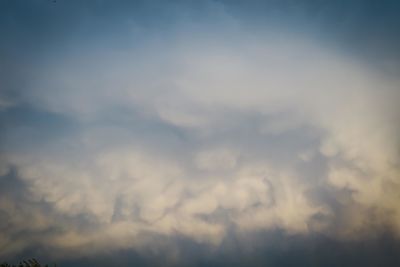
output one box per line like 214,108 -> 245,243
0,259 -> 56,267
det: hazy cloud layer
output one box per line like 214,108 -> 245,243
1,0 -> 400,265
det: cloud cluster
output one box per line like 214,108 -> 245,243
1,1 -> 400,262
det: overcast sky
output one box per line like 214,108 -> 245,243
1,1 -> 400,266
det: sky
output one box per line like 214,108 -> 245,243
1,0 -> 400,266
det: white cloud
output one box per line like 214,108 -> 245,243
1,29 -> 399,259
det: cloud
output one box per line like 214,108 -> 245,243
0,0 -> 400,265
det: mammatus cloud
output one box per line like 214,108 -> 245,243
2,34 -> 399,257
0,1 -> 400,265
